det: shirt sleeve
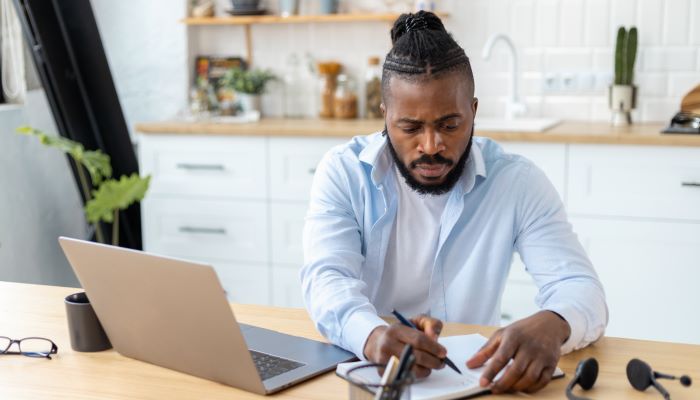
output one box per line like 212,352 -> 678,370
513,162 -> 609,354
300,152 -> 388,359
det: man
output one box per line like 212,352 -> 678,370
301,11 -> 608,394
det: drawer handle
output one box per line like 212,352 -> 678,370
308,168 -> 317,175
176,163 -> 225,171
179,226 -> 227,235
681,182 -> 700,187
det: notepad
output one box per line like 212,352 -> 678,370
336,334 -> 565,400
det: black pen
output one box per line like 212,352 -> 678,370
391,309 -> 462,375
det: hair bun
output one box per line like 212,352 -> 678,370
390,11 -> 447,44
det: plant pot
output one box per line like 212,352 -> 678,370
319,0 -> 339,14
608,84 -> 637,126
65,292 -> 112,352
237,93 -> 262,116
279,0 -> 299,16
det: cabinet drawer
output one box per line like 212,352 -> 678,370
568,145 -> 700,221
270,202 -> 307,265
272,264 -> 305,308
500,280 -> 539,325
571,217 -> 700,344
143,197 -> 268,263
269,137 -> 348,201
139,134 -> 268,199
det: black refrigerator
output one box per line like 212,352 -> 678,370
12,0 -> 142,249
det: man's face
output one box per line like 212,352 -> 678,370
382,74 -> 477,195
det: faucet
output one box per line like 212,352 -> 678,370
482,33 -> 527,119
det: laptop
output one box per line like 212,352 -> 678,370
58,237 -> 355,395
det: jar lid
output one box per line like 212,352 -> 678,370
368,56 -> 380,65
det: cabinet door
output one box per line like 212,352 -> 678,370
214,261 -> 270,305
139,134 -> 268,200
269,137 -> 348,201
571,217 -> 700,345
501,255 -> 540,325
270,202 -> 307,265
568,144 -> 700,221
497,142 -> 567,202
143,197 -> 268,264
272,264 -> 305,308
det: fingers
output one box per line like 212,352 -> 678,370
524,366 -> 553,394
475,335 -> 517,388
411,315 -> 443,341
393,326 -> 447,359
491,359 -> 531,393
466,330 -> 502,369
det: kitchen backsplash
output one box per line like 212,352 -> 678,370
97,0 -> 700,131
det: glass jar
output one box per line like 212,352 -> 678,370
365,56 -> 382,119
333,74 -> 358,119
317,61 -> 342,118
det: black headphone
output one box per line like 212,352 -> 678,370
566,358 -> 599,400
626,358 -> 692,399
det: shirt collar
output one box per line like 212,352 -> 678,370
359,132 -> 487,193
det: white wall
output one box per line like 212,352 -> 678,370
0,91 -> 86,287
186,0 -> 699,122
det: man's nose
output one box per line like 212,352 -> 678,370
419,130 -> 444,155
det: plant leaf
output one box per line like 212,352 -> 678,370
85,174 -> 151,224
81,150 -> 112,184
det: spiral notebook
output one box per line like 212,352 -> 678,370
336,334 -> 565,400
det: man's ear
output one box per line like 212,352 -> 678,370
380,103 -> 386,118
472,97 -> 479,117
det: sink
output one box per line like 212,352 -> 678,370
474,118 -> 560,132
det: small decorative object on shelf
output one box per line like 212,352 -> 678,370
190,0 -> 215,17
365,56 -> 382,119
279,0 -> 299,17
609,26 -> 638,126
317,61 -> 342,118
319,0 -> 339,14
219,67 -> 276,116
334,74 -> 358,119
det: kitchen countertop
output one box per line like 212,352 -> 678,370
135,119 -> 700,147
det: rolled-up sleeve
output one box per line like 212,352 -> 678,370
300,152 -> 387,358
514,163 -> 609,354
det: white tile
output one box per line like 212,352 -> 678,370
535,0 -> 559,47
477,73 -> 512,98
640,98 -> 678,122
611,0 -> 638,27
585,0 -> 611,46
664,0 -> 690,45
523,96 -> 544,117
559,0 -> 584,46
487,0 -> 510,37
473,50 -> 511,74
521,49 -> 544,73
544,49 -> 593,71
509,0 -> 536,46
542,96 -> 592,120
591,97 -> 612,121
521,72 -> 544,96
453,1 -> 490,47
593,49 -> 614,70
637,0 -> 663,45
690,0 -> 700,45
641,48 -> 697,72
669,73 -> 700,97
636,73 -> 668,96
474,96 -> 507,118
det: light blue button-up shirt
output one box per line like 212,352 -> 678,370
301,132 -> 608,359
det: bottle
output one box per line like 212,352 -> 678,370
317,61 -> 342,118
365,56 -> 382,119
333,74 -> 358,119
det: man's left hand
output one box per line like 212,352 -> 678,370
466,310 -> 571,394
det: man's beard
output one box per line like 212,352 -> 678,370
385,126 -> 473,196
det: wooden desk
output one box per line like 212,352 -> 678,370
1,281 -> 698,399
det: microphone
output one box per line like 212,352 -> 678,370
566,358 -> 599,400
626,358 -> 692,400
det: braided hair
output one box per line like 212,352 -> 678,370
382,11 -> 474,103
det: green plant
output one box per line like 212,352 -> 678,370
614,26 -> 638,85
219,67 -> 276,95
16,126 -> 150,246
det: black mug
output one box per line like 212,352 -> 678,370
64,292 -> 112,352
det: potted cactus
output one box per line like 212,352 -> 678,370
609,26 -> 638,126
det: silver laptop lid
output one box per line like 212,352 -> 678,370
58,237 -> 266,394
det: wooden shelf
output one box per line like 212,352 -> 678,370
182,12 -> 449,26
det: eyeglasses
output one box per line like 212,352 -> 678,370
0,336 -> 58,359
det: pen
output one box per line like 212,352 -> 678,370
391,309 -> 462,375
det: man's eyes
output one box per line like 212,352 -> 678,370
401,126 -> 421,133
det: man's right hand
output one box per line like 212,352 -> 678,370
363,315 -> 447,378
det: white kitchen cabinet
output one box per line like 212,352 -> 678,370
269,202 -> 307,265
272,264 -> 305,308
214,261 -> 270,305
269,137 -> 347,201
570,217 -> 700,345
568,144 -> 700,221
498,142 -> 568,201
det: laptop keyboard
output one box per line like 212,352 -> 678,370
250,350 -> 305,381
